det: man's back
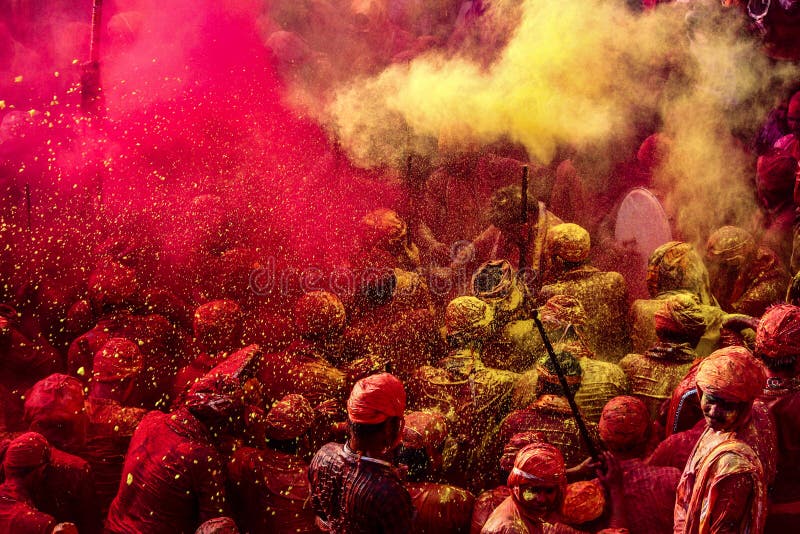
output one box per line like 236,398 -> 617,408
308,442 -> 413,534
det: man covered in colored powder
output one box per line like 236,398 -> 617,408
308,372 -> 414,533
481,441 -> 627,534
706,225 -> 789,318
105,374 -> 245,534
753,304 -> 800,533
674,346 -> 771,534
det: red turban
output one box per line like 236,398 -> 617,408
185,374 -> 245,425
194,517 -> 239,534
560,480 -> 606,525
293,291 -> 346,340
507,441 -> 566,489
347,373 -> 406,424
695,346 -> 766,403
264,394 -> 315,441
93,337 -> 143,382
4,432 -> 50,471
360,208 -> 408,247
637,133 -> 671,171
599,396 -> 650,450
88,261 -> 138,309
500,431 -> 546,473
402,411 -> 448,452
756,149 -> 796,211
653,293 -> 707,342
755,304 -> 800,361
24,374 -> 86,424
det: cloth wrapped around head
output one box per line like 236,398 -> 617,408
194,517 -> 239,534
706,226 -> 756,268
360,208 -> 408,248
264,393 -> 315,441
695,346 -> 766,404
88,260 -> 138,310
500,431 -> 546,473
293,291 -> 346,340
756,149 -> 796,211
535,351 -> 582,390
402,411 -> 448,460
24,374 -> 86,424
654,293 -> 707,342
755,304 -> 800,361
347,372 -> 406,424
599,396 -> 650,450
507,441 -> 567,491
3,432 -> 50,472
193,300 -> 243,345
92,337 -> 144,383
445,296 -> 495,342
646,242 -> 713,303
561,480 -> 606,525
185,373 -> 245,427
472,260 -> 515,300
547,223 -> 591,264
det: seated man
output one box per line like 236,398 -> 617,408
308,373 -> 414,533
0,433 -> 58,533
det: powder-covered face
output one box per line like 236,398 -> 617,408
700,391 -> 747,432
513,483 -> 560,519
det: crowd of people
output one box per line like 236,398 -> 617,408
4,1 -> 800,534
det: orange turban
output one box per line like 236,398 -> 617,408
561,480 -> 606,525
507,441 -> 566,489
347,373 -> 406,424
695,346 -> 766,403
755,304 -> 800,361
599,396 -> 650,450
265,394 -> 315,441
4,432 -> 50,471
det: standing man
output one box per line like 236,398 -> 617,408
674,347 -> 769,534
308,373 -> 414,533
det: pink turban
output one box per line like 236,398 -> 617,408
695,346 -> 766,403
507,441 -> 566,490
347,373 -> 406,424
755,304 -> 800,361
599,396 -> 650,450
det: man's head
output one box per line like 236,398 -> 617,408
472,260 -> 526,319
293,291 -> 347,342
754,304 -> 800,376
695,346 -> 766,431
787,90 -> 800,135
359,208 -> 408,252
24,374 -> 88,454
264,393 -> 316,443
92,337 -> 144,402
535,350 -> 582,397
347,373 -> 406,451
647,241 -> 711,301
500,431 -> 546,475
546,223 -> 591,268
398,411 -> 448,480
88,261 -> 138,314
654,293 -> 707,346
193,300 -> 243,354
445,295 -> 495,347
706,226 -> 756,276
488,185 -> 538,232
507,441 -> 567,521
2,432 -> 50,486
599,396 -> 651,454
185,374 -> 246,436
